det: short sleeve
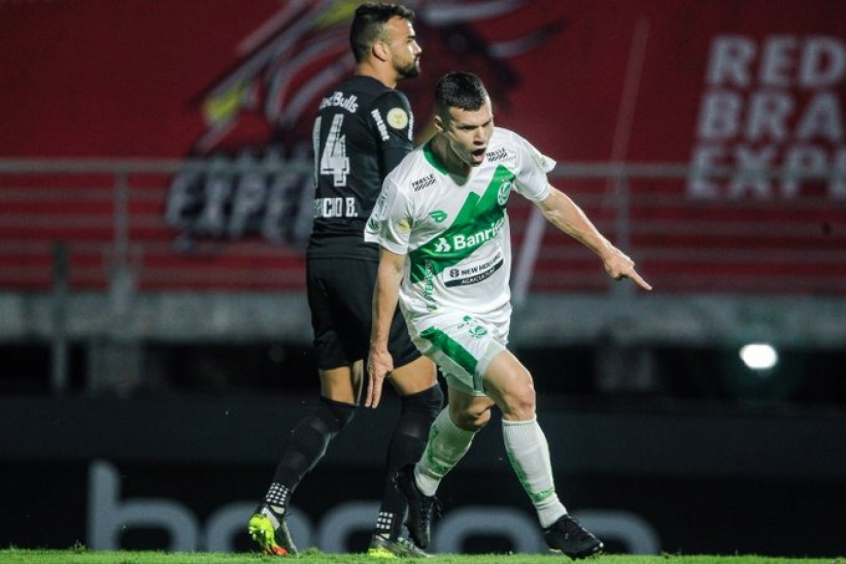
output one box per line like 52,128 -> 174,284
364,176 -> 412,255
512,132 -> 555,202
370,91 -> 414,174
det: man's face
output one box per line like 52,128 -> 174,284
384,16 -> 422,79
438,98 -> 494,169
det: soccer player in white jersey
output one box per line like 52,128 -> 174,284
364,71 -> 651,559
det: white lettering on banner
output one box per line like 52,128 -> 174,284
88,460 -> 313,552
690,34 -> 846,200
707,35 -> 846,88
165,147 -> 315,244
87,460 -> 661,554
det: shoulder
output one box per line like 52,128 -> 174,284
371,89 -> 412,129
385,147 -> 428,188
348,76 -> 411,112
387,145 -> 426,177
318,77 -> 406,114
483,127 -> 525,166
489,127 -> 555,173
373,87 -> 411,107
490,127 -> 528,149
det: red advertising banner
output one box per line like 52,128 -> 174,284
1,0 -> 844,293
3,0 -> 844,161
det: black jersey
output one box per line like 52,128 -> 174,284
307,75 -> 414,261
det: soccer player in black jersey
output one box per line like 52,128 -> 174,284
248,4 -> 443,558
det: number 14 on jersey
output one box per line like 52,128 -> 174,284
315,114 -> 351,187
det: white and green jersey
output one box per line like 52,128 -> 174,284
365,127 -> 555,328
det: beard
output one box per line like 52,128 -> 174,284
396,58 -> 421,79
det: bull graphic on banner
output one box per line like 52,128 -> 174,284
164,0 -> 563,248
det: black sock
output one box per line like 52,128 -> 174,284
374,384 -> 443,540
262,397 -> 355,512
262,482 -> 291,516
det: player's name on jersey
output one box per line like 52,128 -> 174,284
313,197 -> 359,218
319,92 -> 359,113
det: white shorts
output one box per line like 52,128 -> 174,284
408,311 -> 510,396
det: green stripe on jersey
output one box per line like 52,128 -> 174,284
409,165 -> 514,283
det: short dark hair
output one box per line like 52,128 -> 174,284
350,3 -> 415,63
434,72 -> 489,119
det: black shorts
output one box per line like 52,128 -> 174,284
306,257 -> 421,370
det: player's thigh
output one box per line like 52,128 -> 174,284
336,258 -> 424,371
389,355 -> 438,396
307,260 -> 351,368
319,362 -> 362,405
307,258 -> 372,367
411,311 -> 506,397
386,309 -> 425,370
327,257 -> 427,392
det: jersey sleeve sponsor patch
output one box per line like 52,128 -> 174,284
396,218 -> 411,234
531,149 -> 555,173
387,107 -> 409,130
371,109 -> 390,141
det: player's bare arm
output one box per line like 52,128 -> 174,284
366,247 -> 407,408
536,185 -> 652,291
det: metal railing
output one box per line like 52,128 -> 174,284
1,158 -> 845,296
2,158 -> 846,395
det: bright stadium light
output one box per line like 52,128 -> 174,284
739,343 -> 778,371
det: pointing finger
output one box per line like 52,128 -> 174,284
629,269 -> 652,291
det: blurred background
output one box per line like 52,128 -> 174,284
1,0 -> 845,557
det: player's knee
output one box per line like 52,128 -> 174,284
500,382 -> 537,421
450,403 -> 491,432
316,397 -> 356,433
401,383 -> 444,419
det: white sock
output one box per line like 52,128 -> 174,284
502,417 -> 567,528
415,408 -> 475,496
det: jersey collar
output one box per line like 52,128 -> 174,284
422,139 -> 450,176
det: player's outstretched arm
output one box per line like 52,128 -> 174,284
535,185 -> 652,291
366,247 -> 407,408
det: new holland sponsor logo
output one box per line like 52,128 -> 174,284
445,251 -> 504,287
487,147 -> 508,162
445,258 -> 503,287
413,173 -> 436,192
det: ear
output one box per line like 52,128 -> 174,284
372,39 -> 391,63
433,114 -> 445,132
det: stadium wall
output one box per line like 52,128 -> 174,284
3,396 -> 845,557
3,0 -> 846,297
2,2 -> 846,557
